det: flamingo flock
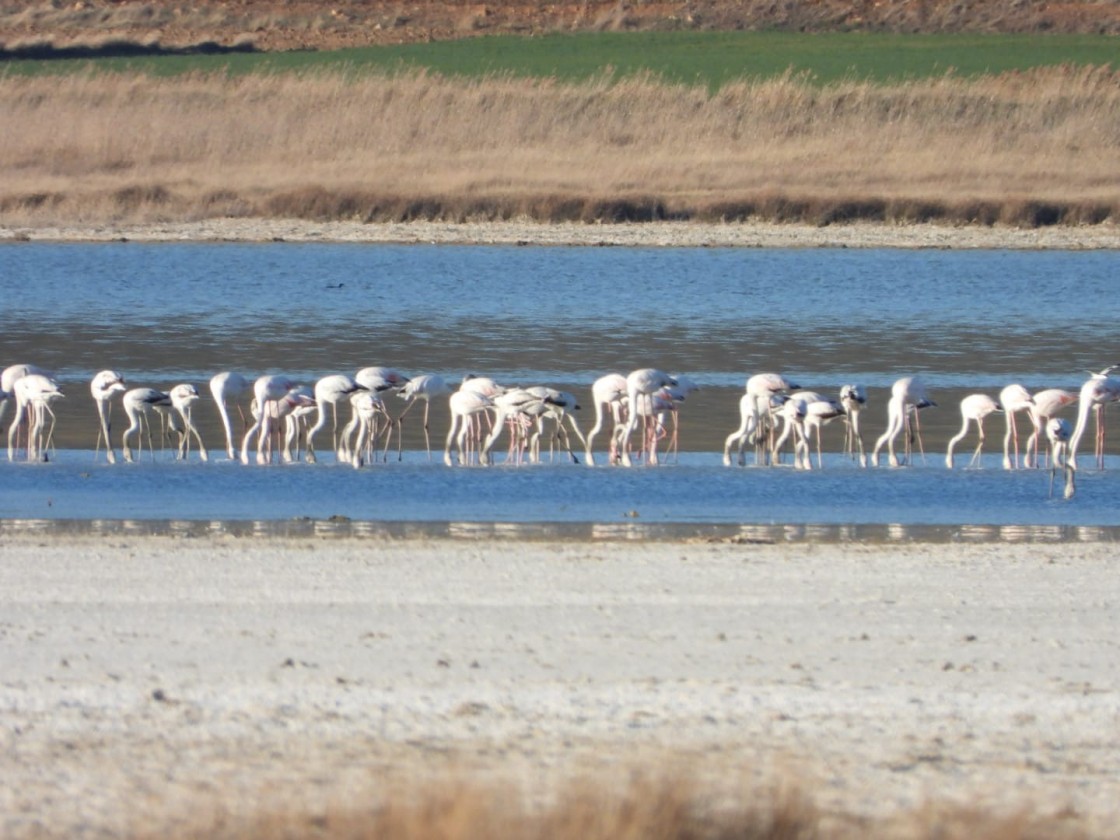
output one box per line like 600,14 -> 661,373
3,361 -> 1117,498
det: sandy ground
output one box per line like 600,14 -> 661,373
1,533 -> 1118,837
4,218 -> 1120,249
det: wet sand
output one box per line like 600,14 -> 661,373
1,533 -> 1118,837
5,218 -> 1120,249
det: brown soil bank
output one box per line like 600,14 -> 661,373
2,0 -> 1120,54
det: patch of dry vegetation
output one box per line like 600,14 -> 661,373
1,64 -> 1118,228
152,773 -> 1091,840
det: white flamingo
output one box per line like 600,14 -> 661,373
618,368 -> 676,466
394,374 -> 451,461
347,391 -> 390,468
7,374 -> 64,462
584,372 -> 628,466
91,370 -> 127,464
168,383 -> 208,461
306,374 -> 366,464
527,387 -> 585,464
209,372 -> 250,460
1047,418 -> 1075,499
240,375 -> 299,465
444,388 -> 494,466
998,383 -> 1034,470
802,393 -> 847,469
745,373 -> 798,465
121,387 -> 171,463
1025,388 -> 1078,468
1069,366 -> 1120,471
1,364 -> 52,434
872,377 -> 936,467
945,393 -> 1002,469
481,388 -> 546,466
839,384 -> 868,466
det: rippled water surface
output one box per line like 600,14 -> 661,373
2,241 -> 1117,529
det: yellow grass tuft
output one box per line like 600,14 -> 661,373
0,65 -> 1117,227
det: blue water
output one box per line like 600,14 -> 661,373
2,242 -> 1118,530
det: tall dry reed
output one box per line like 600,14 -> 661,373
1,65 -> 1118,226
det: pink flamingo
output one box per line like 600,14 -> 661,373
998,383 -> 1034,470
945,393 -> 1002,469
1024,388 -> 1077,468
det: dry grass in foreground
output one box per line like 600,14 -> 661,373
163,775 -> 1090,840
1,65 -> 1118,228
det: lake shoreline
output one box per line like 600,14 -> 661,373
5,218 -> 1120,249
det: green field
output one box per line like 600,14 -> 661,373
4,30 -> 1118,85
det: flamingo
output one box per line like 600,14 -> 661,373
121,387 -> 171,462
998,383 -> 1034,470
839,384 -> 868,466
945,393 -> 1003,469
480,388 -> 547,466
584,373 -> 628,466
872,377 -> 935,467
802,394 -> 847,469
240,375 -> 299,465
772,391 -> 824,465
7,374 -> 64,462
168,383 -> 208,461
526,387 -> 585,464
1047,418 -> 1075,499
209,372 -> 250,460
745,373 -> 798,465
1025,388 -> 1078,468
772,395 -> 810,469
723,392 -> 762,467
347,391 -> 390,468
281,386 -> 318,463
658,375 -> 699,462
1069,366 -> 1120,471
355,367 -> 410,393
394,374 -> 451,461
91,370 -> 127,464
618,368 -> 676,466
1,364 -> 51,432
305,374 -> 366,464
444,388 -> 494,466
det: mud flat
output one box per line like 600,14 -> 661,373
4,219 -> 1120,249
1,533 -> 1117,836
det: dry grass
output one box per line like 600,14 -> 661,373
153,772 -> 1091,840
1,65 -> 1118,227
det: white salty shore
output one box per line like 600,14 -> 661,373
1,534 -> 1117,837
3,218 -> 1120,249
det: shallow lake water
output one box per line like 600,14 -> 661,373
2,241 -> 1117,534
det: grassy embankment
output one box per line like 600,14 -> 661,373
1,31 -> 1118,227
